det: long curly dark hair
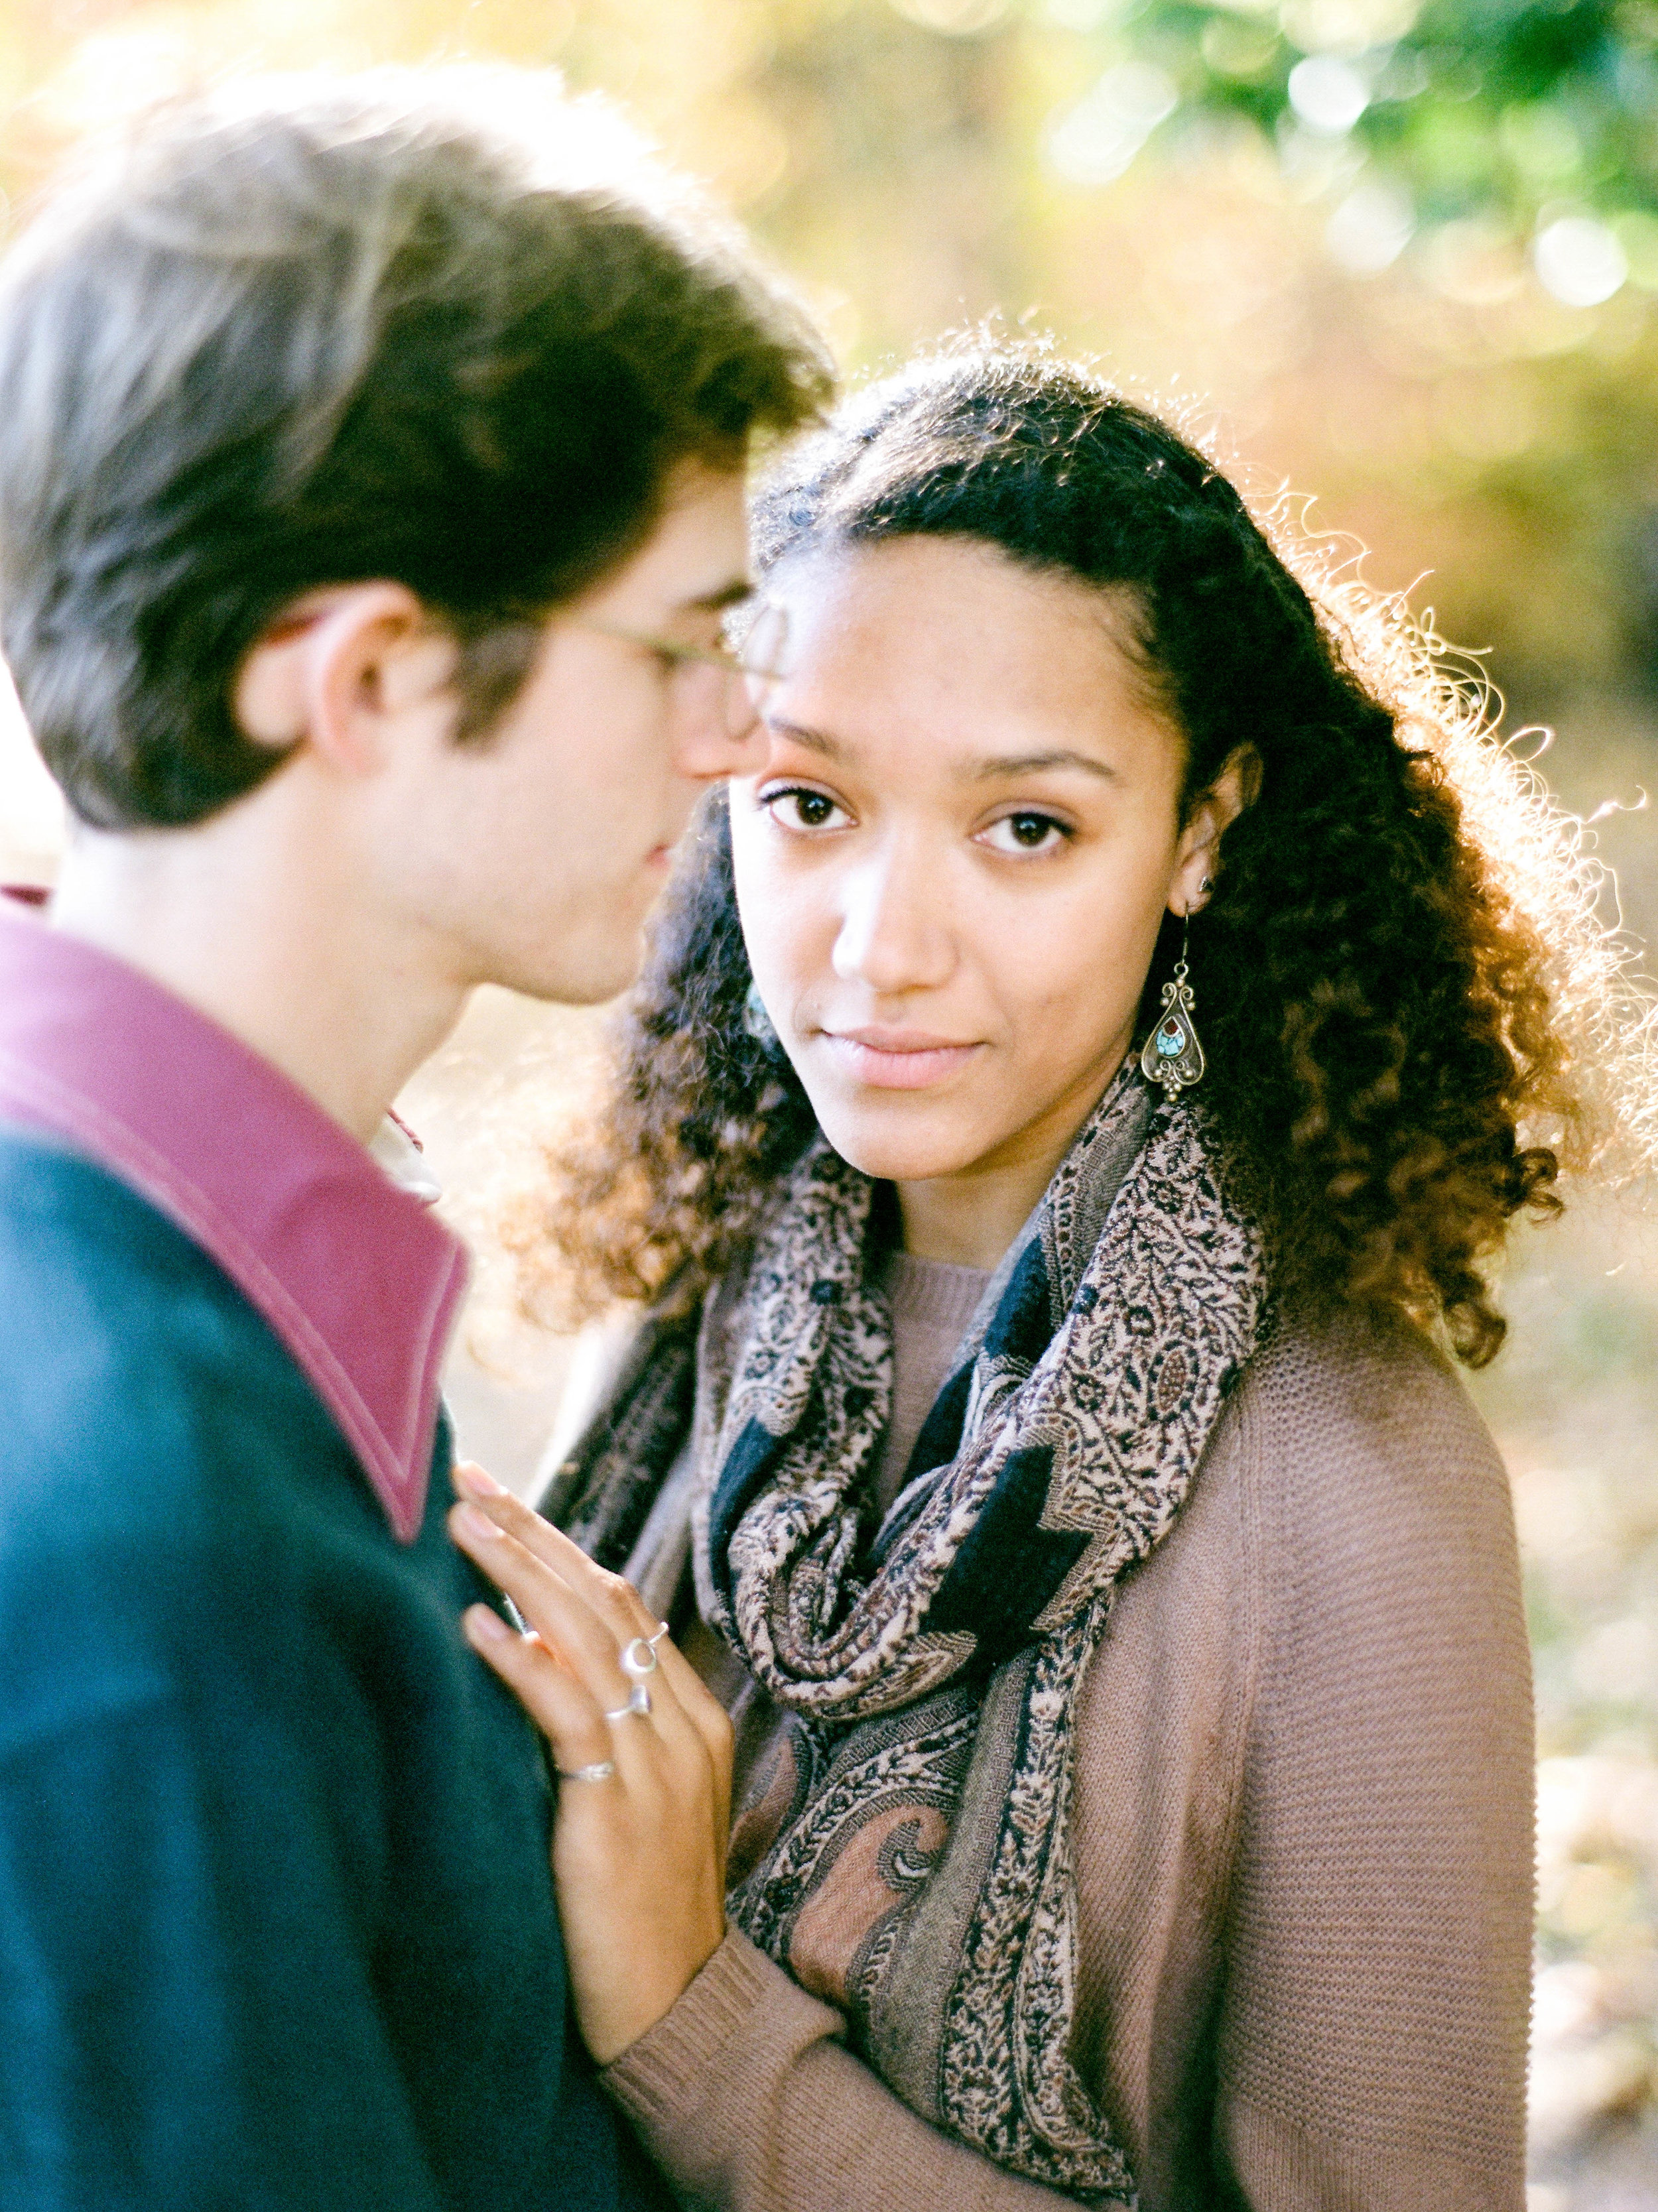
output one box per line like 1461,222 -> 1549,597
516,349 -> 1653,1367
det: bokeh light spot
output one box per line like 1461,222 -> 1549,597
1046,62 -> 1178,186
1279,0 -> 1418,56
1533,217 -> 1629,309
1498,101 -> 1582,183
1201,16 -> 1281,76
1610,210 -> 1658,292
1326,177 -> 1415,271
1289,53 -> 1370,133
889,0 -> 1012,33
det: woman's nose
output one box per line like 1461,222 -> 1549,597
830,849 -> 955,996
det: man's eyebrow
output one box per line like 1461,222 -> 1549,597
763,717 -> 841,759
964,749 -> 1120,782
680,578 -> 755,614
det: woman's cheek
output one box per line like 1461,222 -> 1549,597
993,880 -> 1160,1068
738,862 -> 832,1020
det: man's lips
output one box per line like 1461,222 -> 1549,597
818,1027 -> 985,1091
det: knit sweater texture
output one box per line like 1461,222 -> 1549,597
0,1133 -> 643,2211
602,1286 -> 1535,2212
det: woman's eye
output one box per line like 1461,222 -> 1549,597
763,788 -> 848,832
980,811 -> 1068,855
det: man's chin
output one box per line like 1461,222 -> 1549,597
491,930 -> 646,1010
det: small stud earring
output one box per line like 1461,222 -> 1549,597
1139,908 -> 1206,1101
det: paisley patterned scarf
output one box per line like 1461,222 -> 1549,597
548,1068 -> 1266,2204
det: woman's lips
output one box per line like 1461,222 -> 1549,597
819,1028 -> 984,1091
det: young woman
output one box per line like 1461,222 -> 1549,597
447,351 -> 1651,2211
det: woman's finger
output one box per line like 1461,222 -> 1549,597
454,1463 -> 655,1640
451,1467 -> 728,1749
450,1503 -> 637,1705
448,1503 -> 713,1778
464,1589 -> 730,2065
450,1464 -> 732,1812
450,1486 -> 733,2066
462,1604 -> 617,1778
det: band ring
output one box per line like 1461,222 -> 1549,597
604,1682 -> 653,1722
557,1759 -> 617,1784
619,1636 -> 661,1680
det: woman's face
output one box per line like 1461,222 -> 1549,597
728,535 -> 1232,1205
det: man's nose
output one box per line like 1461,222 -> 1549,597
670,692 -> 768,782
669,716 -> 765,787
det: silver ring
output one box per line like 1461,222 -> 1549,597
557,1759 -> 617,1783
619,1636 -> 660,1680
604,1682 -> 653,1721
647,1623 -> 670,1648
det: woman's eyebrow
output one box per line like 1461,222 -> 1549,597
760,727 -> 1119,781
964,749 -> 1119,782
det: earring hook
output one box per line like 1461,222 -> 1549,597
1141,894 -> 1208,1099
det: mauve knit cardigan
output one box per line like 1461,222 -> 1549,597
597,1304 -> 1534,2212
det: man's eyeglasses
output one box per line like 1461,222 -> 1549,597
577,603 -> 790,742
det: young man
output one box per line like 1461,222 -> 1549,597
0,73 -> 826,2209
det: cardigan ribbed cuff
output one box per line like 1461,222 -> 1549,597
602,1928 -> 842,2133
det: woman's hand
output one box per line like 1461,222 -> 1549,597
447,1460 -> 733,2065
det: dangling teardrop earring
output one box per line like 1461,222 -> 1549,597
1139,896 -> 1208,1101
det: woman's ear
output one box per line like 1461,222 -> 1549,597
232,583 -> 458,775
1170,743 -> 1261,916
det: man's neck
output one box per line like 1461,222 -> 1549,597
48,801 -> 467,1146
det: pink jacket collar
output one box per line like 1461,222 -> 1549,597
0,893 -> 468,1542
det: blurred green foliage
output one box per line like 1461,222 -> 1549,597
1116,0 -> 1658,225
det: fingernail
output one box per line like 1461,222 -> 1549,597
465,1603 -> 511,1645
453,1461 -> 505,1499
453,1503 -> 503,1546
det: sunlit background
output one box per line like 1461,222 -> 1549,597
3,0 -> 1657,2199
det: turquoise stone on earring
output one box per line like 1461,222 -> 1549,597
1140,958 -> 1206,1099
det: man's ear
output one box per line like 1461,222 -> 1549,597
233,584 -> 459,775
1170,743 -> 1261,916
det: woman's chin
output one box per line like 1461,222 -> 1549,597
808,1099 -> 1000,1188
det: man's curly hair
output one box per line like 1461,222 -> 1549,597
517,349 -> 1654,1367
